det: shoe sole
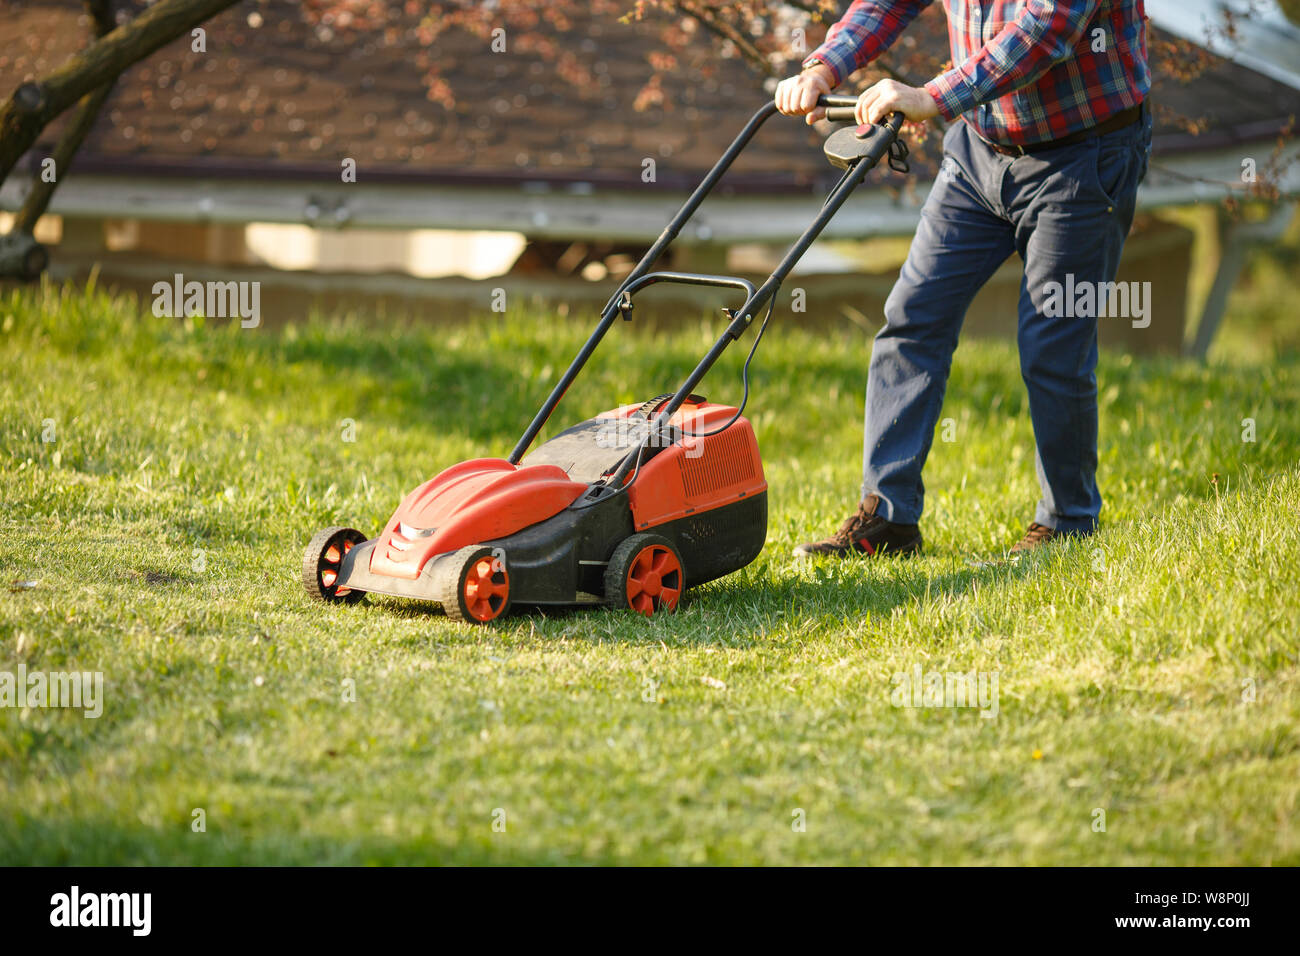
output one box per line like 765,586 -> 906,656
792,538 -> 922,560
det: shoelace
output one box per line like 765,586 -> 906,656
833,499 -> 883,545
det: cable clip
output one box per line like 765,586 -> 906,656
618,291 -> 634,321
723,307 -> 750,341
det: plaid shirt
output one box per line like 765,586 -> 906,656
805,0 -> 1150,146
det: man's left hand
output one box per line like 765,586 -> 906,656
855,79 -> 940,125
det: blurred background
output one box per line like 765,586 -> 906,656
1,0 -> 1297,360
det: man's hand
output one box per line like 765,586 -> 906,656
854,78 -> 939,125
774,63 -> 835,125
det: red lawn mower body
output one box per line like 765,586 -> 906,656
306,398 -> 768,621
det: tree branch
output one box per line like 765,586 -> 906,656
676,0 -> 776,77
0,0 -> 245,187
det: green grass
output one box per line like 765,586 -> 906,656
1,277 -> 1298,865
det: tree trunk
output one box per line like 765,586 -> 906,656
12,1 -> 119,235
0,0 -> 244,187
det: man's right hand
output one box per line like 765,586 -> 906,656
774,63 -> 835,125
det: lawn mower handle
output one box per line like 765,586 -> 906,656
507,97 -> 903,467
820,93 -> 860,123
618,270 -> 758,305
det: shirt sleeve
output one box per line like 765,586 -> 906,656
804,0 -> 935,87
923,0 -> 1102,120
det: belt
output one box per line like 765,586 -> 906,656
978,102 -> 1145,157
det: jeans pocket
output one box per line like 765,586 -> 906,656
1092,139 -> 1138,208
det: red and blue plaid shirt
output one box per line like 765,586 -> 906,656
805,0 -> 1150,146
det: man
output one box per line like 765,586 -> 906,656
775,0 -> 1151,558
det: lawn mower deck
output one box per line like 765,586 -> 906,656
303,96 -> 907,622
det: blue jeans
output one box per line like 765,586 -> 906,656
862,111 -> 1153,533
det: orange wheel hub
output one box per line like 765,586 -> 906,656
464,556 -> 509,621
321,537 -> 357,594
625,545 -> 682,616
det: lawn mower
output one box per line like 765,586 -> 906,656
303,96 -> 908,622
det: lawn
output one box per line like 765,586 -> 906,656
1,276 -> 1297,865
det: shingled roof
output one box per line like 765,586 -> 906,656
3,0 -> 1298,194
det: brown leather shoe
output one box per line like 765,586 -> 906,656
793,494 -> 922,559
1010,522 -> 1060,553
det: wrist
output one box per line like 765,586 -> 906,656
924,73 -> 970,121
800,57 -> 836,88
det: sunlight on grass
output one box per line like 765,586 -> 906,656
0,280 -> 1297,864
